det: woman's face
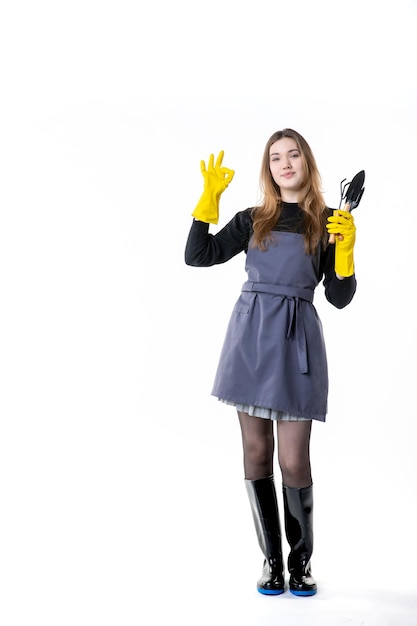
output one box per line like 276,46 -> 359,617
269,137 -> 305,201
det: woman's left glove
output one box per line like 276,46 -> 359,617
192,151 -> 235,224
326,209 -> 356,277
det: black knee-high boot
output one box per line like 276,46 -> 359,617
245,475 -> 285,595
282,484 -> 317,596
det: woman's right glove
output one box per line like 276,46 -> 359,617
192,151 -> 235,224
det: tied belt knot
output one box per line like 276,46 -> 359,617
241,281 -> 314,375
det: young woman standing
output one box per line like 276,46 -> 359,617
185,129 -> 357,596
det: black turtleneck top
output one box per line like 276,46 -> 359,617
184,203 -> 356,309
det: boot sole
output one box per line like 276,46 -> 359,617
257,587 -> 285,595
290,588 -> 317,596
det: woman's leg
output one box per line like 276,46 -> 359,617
276,420 -> 312,488
238,411 -> 274,480
277,420 -> 316,595
238,412 -> 284,594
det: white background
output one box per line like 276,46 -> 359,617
0,1 -> 416,624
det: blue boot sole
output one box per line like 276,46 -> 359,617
290,588 -> 317,596
257,587 -> 285,595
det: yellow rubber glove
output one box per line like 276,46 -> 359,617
192,151 -> 235,224
326,209 -> 356,277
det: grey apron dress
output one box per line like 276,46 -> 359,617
211,231 -> 328,421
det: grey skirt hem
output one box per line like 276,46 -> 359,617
218,398 -> 311,422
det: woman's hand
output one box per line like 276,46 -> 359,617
192,151 -> 235,224
326,209 -> 356,277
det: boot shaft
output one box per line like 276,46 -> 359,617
282,484 -> 314,571
245,475 -> 283,561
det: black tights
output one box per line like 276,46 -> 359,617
238,411 -> 312,488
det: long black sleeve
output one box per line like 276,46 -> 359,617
321,243 -> 357,309
184,209 -> 252,266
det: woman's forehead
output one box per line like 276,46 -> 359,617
270,137 -> 299,154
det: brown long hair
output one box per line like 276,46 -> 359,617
251,128 -> 329,254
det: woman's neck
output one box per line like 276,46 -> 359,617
281,191 -> 300,203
